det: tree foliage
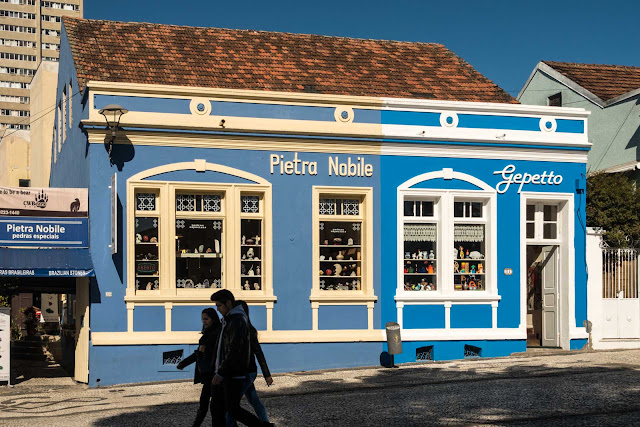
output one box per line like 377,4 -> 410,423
587,172 -> 640,247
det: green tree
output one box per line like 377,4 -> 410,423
587,172 -> 640,247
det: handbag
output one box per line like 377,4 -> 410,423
196,351 -> 213,375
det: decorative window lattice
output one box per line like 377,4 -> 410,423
319,199 -> 336,215
342,199 -> 359,215
212,220 -> 222,230
454,225 -> 485,243
352,222 -> 361,232
176,219 -> 185,229
404,224 -> 436,242
464,344 -> 481,358
163,349 -> 184,365
241,195 -> 260,213
176,194 -> 195,211
203,195 -> 221,212
416,345 -> 434,361
136,193 -> 156,211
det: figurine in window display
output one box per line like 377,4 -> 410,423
412,253 -> 417,259
253,283 -> 260,290
408,264 -> 414,273
471,265 -> 476,274
246,248 -> 255,260
255,236 -> 261,245
454,261 -> 460,273
146,282 -> 153,290
143,235 -> 150,242
206,247 -> 213,253
215,239 -> 220,254
478,264 -> 484,274
418,263 -> 426,273
477,279 -> 483,290
324,239 -> 329,245
150,236 -> 158,243
466,249 -> 470,259
460,275 -> 467,289
428,250 -> 435,259
242,235 -> 246,245
242,253 -> 246,260
336,251 -> 344,260
404,262 -> 409,273
136,233 -> 142,243
405,252 -> 411,259
244,280 -> 250,290
203,279 -> 210,288
347,237 -> 354,246
404,282 -> 411,291
325,268 -> 332,276
248,267 -> 255,276
459,246 -> 464,259
256,265 -> 261,275
470,251 -> 483,260
320,255 -> 325,261
469,280 -> 477,290
334,263 -> 343,276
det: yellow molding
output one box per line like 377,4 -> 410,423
87,80 -> 385,108
128,160 -> 270,185
91,329 -> 386,346
86,130 -> 383,155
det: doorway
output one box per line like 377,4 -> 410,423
527,244 -> 559,347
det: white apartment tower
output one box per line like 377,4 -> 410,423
0,0 -> 82,131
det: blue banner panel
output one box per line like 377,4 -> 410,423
0,216 -> 89,248
0,248 -> 94,277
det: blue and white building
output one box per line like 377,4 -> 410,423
47,18 -> 591,386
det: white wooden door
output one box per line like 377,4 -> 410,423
541,246 -> 559,347
74,278 -> 89,383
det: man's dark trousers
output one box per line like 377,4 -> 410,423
211,378 -> 263,426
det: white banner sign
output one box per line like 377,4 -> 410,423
41,293 -> 59,322
0,186 -> 88,217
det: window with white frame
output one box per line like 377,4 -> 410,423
453,198 -> 487,291
399,189 -> 495,297
526,202 -> 559,241
130,183 -> 271,297
313,187 -> 374,301
403,198 -> 438,291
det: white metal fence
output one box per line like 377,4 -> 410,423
602,248 -> 639,299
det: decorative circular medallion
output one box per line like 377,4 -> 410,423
539,117 -> 557,132
189,98 -> 212,116
334,107 -> 354,123
439,112 -> 459,128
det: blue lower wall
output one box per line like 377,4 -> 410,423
319,305 -> 368,330
390,339 -> 526,363
133,306 -> 165,331
403,305 -> 446,329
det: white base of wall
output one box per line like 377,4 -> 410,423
592,339 -> 640,350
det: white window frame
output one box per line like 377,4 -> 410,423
525,201 -> 562,245
125,162 -> 275,306
396,169 -> 499,304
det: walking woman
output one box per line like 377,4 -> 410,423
177,307 -> 222,427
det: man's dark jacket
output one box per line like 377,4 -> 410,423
216,305 -> 252,379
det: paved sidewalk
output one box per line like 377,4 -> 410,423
1,348 -> 640,426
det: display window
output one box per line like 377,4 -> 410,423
128,181 -> 272,301
134,191 -> 160,293
403,199 -> 438,292
312,186 -> 375,302
453,198 -> 487,292
398,188 -> 496,299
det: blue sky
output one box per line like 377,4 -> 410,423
85,1 -> 640,97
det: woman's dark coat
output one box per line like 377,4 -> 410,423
179,323 -> 221,384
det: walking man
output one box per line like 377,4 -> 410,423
210,289 -> 273,427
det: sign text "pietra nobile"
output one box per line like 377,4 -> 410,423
270,153 -> 373,177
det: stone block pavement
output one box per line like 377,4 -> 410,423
1,348 -> 640,426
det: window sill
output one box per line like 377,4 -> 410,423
125,293 -> 277,304
310,293 -> 377,304
395,292 -> 501,304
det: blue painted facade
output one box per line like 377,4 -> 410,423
48,25 -> 590,386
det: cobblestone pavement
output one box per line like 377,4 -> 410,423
1,348 -> 640,426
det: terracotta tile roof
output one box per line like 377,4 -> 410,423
543,61 -> 640,102
63,18 -> 516,104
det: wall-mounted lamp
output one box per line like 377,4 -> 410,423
99,104 -> 128,164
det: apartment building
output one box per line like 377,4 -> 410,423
0,0 -> 82,131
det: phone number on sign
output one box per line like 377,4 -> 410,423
0,210 -> 20,215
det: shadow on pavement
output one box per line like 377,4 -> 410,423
91,361 -> 640,426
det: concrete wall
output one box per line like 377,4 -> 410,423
29,61 -> 59,188
0,130 -> 30,186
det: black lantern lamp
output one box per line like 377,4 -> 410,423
99,104 -> 128,164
